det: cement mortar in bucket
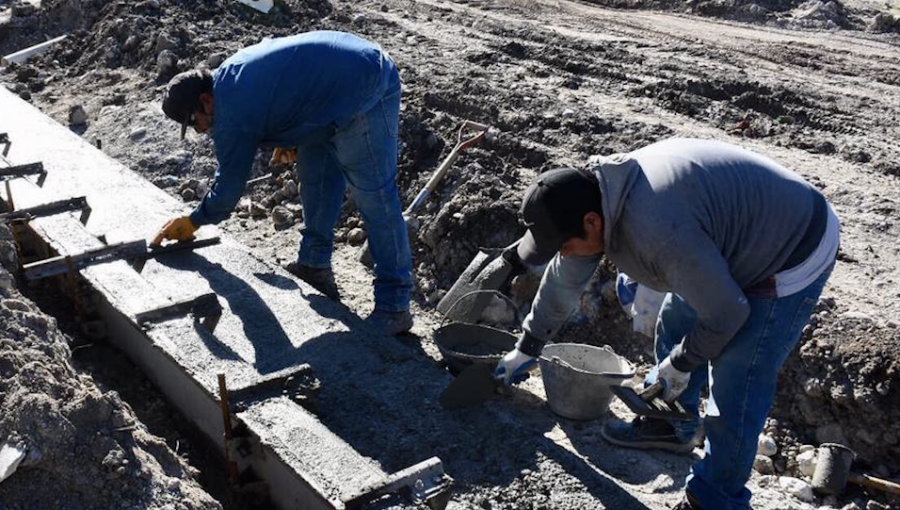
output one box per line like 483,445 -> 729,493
540,343 -> 635,420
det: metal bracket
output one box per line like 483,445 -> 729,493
134,293 -> 223,333
131,236 -> 221,273
229,363 -> 319,409
0,196 -> 91,224
22,237 -> 221,280
23,239 -> 147,280
342,457 -> 454,510
0,162 -> 47,187
0,133 -> 9,157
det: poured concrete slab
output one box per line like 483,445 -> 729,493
0,89 -> 665,510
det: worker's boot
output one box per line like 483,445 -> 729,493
600,415 -> 697,453
285,262 -> 340,300
365,309 -> 413,336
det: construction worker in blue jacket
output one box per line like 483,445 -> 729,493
154,31 -> 413,335
495,138 -> 839,510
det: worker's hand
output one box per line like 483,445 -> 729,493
645,355 -> 691,402
270,147 -> 298,166
151,216 -> 198,247
493,348 -> 537,385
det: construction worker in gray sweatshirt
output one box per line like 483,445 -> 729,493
494,138 -> 839,510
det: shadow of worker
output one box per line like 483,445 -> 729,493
153,253 -> 297,373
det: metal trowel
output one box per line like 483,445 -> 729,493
610,381 -> 695,421
439,365 -> 498,410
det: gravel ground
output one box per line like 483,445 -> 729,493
1,0 -> 899,508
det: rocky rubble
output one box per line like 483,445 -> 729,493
0,225 -> 221,510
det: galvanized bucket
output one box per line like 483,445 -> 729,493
435,290 -> 521,375
539,343 -> 635,420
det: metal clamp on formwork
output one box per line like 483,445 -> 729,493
134,293 -> 223,333
342,457 -> 454,510
0,162 -> 48,187
22,237 -> 221,281
0,196 -> 91,225
0,133 -> 9,157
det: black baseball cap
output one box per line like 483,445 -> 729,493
517,168 -> 603,265
162,70 -> 212,139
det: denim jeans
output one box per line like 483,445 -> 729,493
295,77 -> 412,312
655,264 -> 833,510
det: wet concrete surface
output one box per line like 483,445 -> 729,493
0,88 -> 670,509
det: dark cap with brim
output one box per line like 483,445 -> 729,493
516,167 -> 602,266
162,70 -> 209,140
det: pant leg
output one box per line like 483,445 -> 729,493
654,293 -> 706,442
687,265 -> 833,510
296,143 -> 347,268
330,79 -> 412,312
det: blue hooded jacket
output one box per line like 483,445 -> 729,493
190,31 -> 399,225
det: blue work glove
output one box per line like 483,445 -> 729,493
493,348 -> 537,385
645,355 -> 692,402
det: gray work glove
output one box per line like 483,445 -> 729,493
645,355 -> 692,402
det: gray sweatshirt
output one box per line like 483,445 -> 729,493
521,138 -> 830,372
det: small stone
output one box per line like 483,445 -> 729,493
283,179 -> 298,198
754,455 -> 774,474
157,50 -> 178,74
123,35 -> 141,52
272,206 -> 293,229
2,299 -> 32,312
249,202 -> 267,218
207,53 -> 227,68
778,476 -> 814,502
181,188 -> 195,202
128,127 -> 147,141
347,228 -> 367,245
155,34 -> 178,54
69,105 -> 88,126
195,181 -> 208,199
796,450 -> 817,477
798,444 -> 815,454
352,14 -> 367,25
561,108 -> 575,118
758,434 -> 778,457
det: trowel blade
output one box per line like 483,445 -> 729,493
439,365 -> 497,410
610,385 -> 695,421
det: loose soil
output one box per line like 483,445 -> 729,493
2,0 -> 900,509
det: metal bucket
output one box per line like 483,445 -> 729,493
435,290 -> 520,374
539,343 -> 635,420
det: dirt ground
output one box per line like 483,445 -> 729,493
2,0 -> 900,508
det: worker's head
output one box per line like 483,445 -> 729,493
162,69 -> 215,139
517,167 -> 604,265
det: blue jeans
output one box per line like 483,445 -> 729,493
295,78 -> 412,312
655,265 -> 833,510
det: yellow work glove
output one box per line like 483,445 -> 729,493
271,147 -> 298,165
151,216 -> 198,247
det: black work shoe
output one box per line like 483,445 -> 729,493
365,309 -> 413,336
285,262 -> 340,300
600,416 -> 696,453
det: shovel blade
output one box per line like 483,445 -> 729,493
437,252 -> 514,323
439,365 -> 497,410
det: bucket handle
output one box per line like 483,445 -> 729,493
439,290 -> 523,330
540,346 -> 634,379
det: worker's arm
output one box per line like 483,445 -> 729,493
190,129 -> 259,226
494,252 -> 599,384
659,233 -> 751,373
519,252 -> 602,355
